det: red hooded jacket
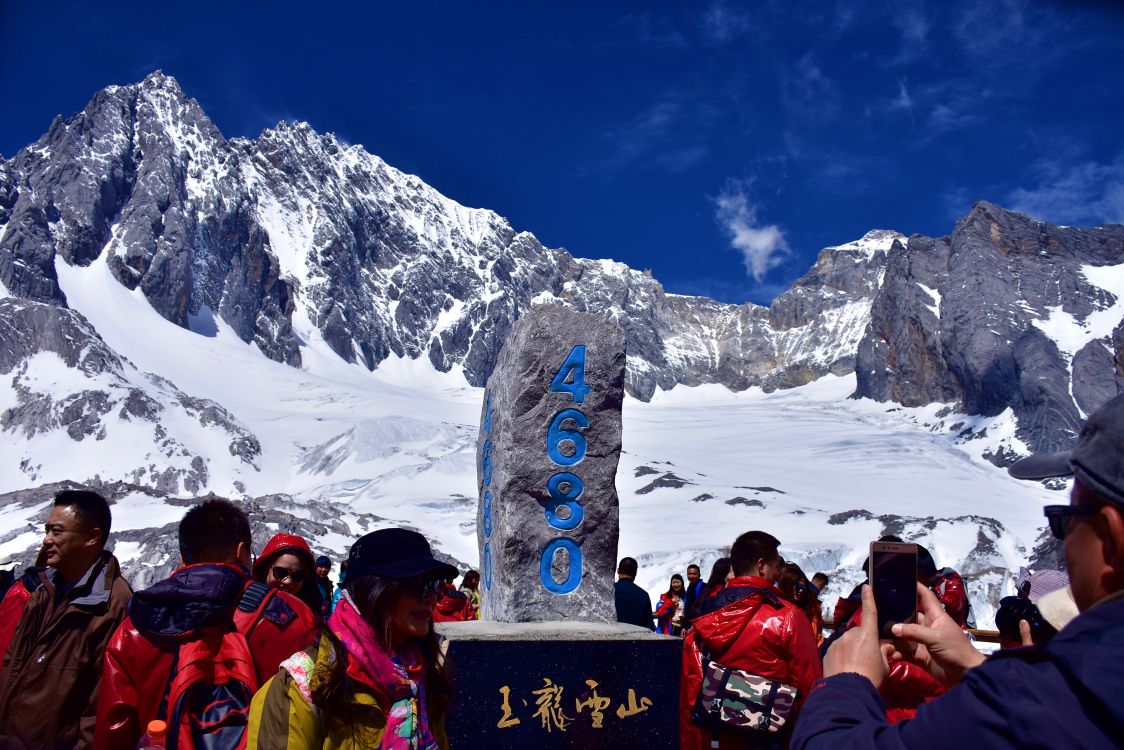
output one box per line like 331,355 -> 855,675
0,570 -> 40,661
94,563 -> 318,750
252,533 -> 323,616
680,576 -> 823,749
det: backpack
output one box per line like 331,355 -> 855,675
161,581 -> 278,750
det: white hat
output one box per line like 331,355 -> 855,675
1037,586 -> 1079,632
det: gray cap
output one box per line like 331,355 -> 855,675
1008,392 -> 1124,507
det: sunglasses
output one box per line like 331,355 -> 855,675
271,566 -> 307,583
403,576 -> 446,600
1043,504 -> 1101,540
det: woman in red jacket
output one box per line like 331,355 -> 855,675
654,574 -> 686,635
253,533 -> 324,616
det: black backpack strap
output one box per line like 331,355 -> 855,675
155,646 -> 180,723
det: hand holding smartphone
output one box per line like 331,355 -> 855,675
869,541 -> 918,639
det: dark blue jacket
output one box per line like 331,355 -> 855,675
792,592 -> 1124,749
615,579 -> 654,630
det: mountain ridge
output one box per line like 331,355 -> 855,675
1,71 -> 1123,469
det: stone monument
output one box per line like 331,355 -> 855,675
441,305 -> 678,749
476,305 -> 625,622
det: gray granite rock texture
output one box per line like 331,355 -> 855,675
477,305 -> 625,623
855,201 -> 1124,454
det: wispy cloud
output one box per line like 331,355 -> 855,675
714,183 -> 792,281
781,53 -> 841,121
1006,153 -> 1124,226
701,1 -> 752,43
891,3 -> 931,46
612,13 -> 688,49
578,96 -> 712,177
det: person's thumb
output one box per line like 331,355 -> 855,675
1019,619 -> 1034,647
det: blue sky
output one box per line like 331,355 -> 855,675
2,1 -> 1122,304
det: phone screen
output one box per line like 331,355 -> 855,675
870,543 -> 918,638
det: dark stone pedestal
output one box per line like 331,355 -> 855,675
438,621 -> 682,749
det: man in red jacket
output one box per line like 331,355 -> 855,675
94,499 -> 318,750
680,530 -> 823,749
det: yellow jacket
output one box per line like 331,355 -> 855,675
247,635 -> 449,750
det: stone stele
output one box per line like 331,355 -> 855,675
477,305 -> 625,623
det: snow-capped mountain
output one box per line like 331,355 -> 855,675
1,72 -> 1122,624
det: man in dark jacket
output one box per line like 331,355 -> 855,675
682,563 -> 705,627
95,498 -> 318,749
614,557 -> 654,629
681,530 -> 822,749
0,489 -> 132,749
793,392 -> 1124,749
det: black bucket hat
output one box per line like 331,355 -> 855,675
347,528 -> 458,581
1008,392 -> 1124,507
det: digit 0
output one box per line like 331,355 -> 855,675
484,543 -> 493,590
544,472 -> 584,530
539,538 -> 582,594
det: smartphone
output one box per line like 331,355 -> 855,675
868,541 -> 918,638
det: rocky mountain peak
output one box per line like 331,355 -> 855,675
1,73 -> 1121,461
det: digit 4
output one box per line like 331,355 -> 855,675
550,345 -> 590,404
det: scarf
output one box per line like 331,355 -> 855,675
328,592 -> 439,750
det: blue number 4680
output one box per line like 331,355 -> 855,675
550,345 -> 590,404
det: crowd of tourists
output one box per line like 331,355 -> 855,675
0,391 -> 1121,749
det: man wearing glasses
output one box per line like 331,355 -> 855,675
791,393 -> 1124,750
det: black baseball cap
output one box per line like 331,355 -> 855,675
1008,393 -> 1124,507
347,528 -> 458,581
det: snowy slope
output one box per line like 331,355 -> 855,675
0,252 -> 1069,627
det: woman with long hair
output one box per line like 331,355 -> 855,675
252,533 -> 324,617
248,528 -> 454,749
654,574 -> 686,636
777,561 -> 823,645
689,557 -> 732,620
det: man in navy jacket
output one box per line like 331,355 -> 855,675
793,393 -> 1124,749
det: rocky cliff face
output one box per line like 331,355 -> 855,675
1,72 -> 1122,470
0,73 -> 894,405
856,201 -> 1124,454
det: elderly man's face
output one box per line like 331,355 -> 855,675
1065,480 -> 1114,612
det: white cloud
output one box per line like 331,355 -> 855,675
714,186 -> 791,281
1007,154 -> 1124,227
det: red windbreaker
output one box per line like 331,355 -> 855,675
931,568 -> 969,628
0,577 -> 36,662
680,576 -> 823,750
94,563 -> 318,750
